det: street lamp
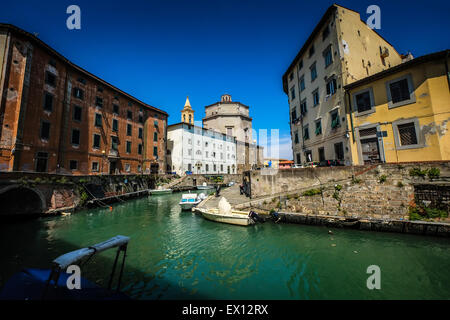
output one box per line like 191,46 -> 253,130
101,150 -> 106,174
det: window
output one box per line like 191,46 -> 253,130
322,25 -> 330,40
138,128 -> 143,139
310,63 -> 317,81
138,144 -> 143,155
77,77 -> 86,85
300,99 -> 307,114
309,45 -> 315,57
127,110 -> 132,120
69,160 -> 78,170
95,97 -> 103,108
73,87 -> 84,100
93,134 -> 101,149
315,120 -> 322,135
153,132 -> 158,142
206,164 -> 209,172
398,123 -> 418,145
354,89 -> 373,114
294,131 -> 299,144
291,108 -> 297,123
227,127 -> 233,136
92,162 -> 99,172
45,72 -> 56,87
290,86 -> 296,101
334,142 -> 344,160
323,46 -> 333,67
73,105 -> 82,121
126,141 -> 131,153
43,92 -> 53,111
138,165 -> 142,172
196,150 -> 202,155
299,75 -> 305,91
40,121 -> 50,140
312,89 -> 319,106
112,119 -> 118,132
206,151 -> 209,158
305,150 -> 312,162
113,104 -> 119,115
296,153 -> 301,164
188,149 -> 192,156
111,136 -> 119,151
153,146 -> 158,157
386,75 -> 415,108
331,111 -> 340,129
125,164 -> 131,172
128,102 -> 132,107
213,164 -> 217,172
298,60 -> 303,71
326,78 -> 337,96
289,72 -> 294,81
393,120 -> 421,149
49,59 -> 57,67
205,142 -> 208,147
97,86 -> 104,93
154,120 -> 158,127
95,113 -> 102,127
127,124 -> 132,136
303,126 -> 309,140
220,164 -> 223,172
139,115 -> 143,124
71,129 -> 80,146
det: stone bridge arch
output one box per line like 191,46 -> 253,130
0,184 -> 47,217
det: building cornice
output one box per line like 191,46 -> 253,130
202,113 -> 252,121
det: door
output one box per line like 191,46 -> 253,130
361,138 -> 381,164
318,148 -> 325,161
109,161 -> 117,174
35,152 -> 48,172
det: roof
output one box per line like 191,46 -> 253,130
0,23 -> 168,116
281,4 -> 402,93
344,50 -> 450,90
204,101 -> 249,109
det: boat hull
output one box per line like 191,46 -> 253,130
150,189 -> 173,195
179,201 -> 201,210
199,209 -> 254,226
196,186 -> 212,190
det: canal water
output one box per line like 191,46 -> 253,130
0,191 -> 449,300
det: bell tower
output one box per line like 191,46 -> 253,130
181,96 -> 194,124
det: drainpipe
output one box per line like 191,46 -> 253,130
445,50 -> 450,92
345,90 -> 355,142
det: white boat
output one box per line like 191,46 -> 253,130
179,193 -> 205,210
195,208 -> 255,226
149,187 -> 173,195
197,182 -> 213,190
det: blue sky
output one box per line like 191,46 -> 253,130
2,0 -> 449,159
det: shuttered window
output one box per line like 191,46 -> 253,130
389,79 -> 410,103
359,127 -> 377,137
398,122 -> 417,145
355,91 -> 372,113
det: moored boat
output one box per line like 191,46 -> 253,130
0,235 -> 131,300
196,208 -> 255,226
197,182 -> 213,190
179,193 -> 206,210
149,187 -> 173,195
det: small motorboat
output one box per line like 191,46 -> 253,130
149,186 -> 173,195
196,208 -> 255,226
179,193 -> 206,211
0,235 -> 131,300
197,182 -> 213,190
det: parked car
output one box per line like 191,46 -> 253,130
185,171 -> 193,175
292,164 -> 303,169
318,160 -> 346,167
304,161 -> 320,168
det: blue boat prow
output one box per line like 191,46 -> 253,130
0,268 -> 130,300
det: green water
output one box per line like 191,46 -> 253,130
1,191 -> 449,300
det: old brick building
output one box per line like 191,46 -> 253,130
0,24 -> 167,175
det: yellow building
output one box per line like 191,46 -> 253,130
345,50 -> 450,164
181,96 -> 194,124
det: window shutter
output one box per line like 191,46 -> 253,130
398,122 -> 417,145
